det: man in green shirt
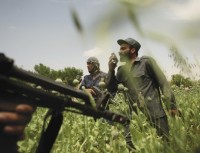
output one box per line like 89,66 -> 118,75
107,38 -> 177,150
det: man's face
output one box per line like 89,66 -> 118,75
118,43 -> 131,62
87,62 -> 95,73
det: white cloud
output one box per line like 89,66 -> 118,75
168,0 -> 200,21
83,47 -> 104,57
8,26 -> 16,30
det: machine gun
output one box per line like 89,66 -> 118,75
0,53 -> 129,153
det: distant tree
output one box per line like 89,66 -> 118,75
183,77 -> 193,87
34,64 -> 51,77
34,63 -> 83,86
60,67 -> 83,85
171,74 -> 193,87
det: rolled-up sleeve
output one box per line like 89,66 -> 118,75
106,70 -> 118,94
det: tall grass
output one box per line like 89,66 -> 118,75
18,83 -> 200,153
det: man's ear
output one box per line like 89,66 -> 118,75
130,48 -> 135,54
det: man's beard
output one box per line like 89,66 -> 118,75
119,52 -> 130,62
89,66 -> 98,74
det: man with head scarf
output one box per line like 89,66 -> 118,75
80,57 -> 108,105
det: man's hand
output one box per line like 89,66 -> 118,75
168,109 -> 178,117
85,88 -> 96,96
0,104 -> 35,138
108,53 -> 118,71
0,103 -> 35,153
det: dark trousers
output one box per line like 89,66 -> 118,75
123,115 -> 169,151
149,116 -> 169,141
124,97 -> 170,149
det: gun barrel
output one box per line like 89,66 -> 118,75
12,66 -> 91,104
0,53 -> 91,104
0,75 -> 129,124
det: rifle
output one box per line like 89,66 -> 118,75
91,86 -> 111,110
0,53 -> 129,153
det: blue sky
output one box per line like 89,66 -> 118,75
0,0 -> 200,80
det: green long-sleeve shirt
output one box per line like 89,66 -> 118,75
107,56 -> 176,119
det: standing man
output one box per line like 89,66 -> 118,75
107,38 -> 177,149
80,57 -> 108,108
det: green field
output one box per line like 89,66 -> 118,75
18,84 -> 200,153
